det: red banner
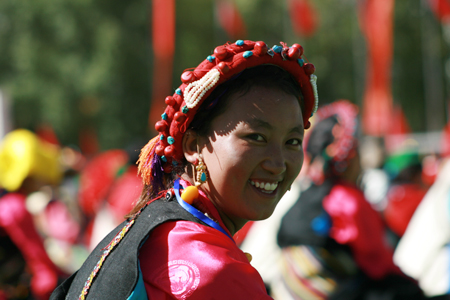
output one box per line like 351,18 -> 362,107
149,0 -> 176,131
215,0 -> 247,39
288,0 -> 318,37
359,0 -> 395,136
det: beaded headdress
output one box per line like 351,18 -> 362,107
305,99 -> 359,178
138,40 -> 319,186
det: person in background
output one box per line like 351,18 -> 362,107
273,100 -> 425,300
382,149 -> 429,240
0,129 -> 64,300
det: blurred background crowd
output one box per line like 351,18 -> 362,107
1,0 -> 450,299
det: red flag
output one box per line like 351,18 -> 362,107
428,0 -> 450,23
288,0 -> 318,37
149,0 -> 176,131
359,0 -> 395,136
215,0 -> 247,39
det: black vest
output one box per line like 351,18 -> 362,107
50,195 -> 207,300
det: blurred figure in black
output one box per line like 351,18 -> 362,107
273,100 -> 425,300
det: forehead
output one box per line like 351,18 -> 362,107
212,85 -> 304,132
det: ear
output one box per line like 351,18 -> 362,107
182,129 -> 199,164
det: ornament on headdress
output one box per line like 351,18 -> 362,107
138,40 -> 319,186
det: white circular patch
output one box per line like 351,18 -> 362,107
165,260 -> 200,299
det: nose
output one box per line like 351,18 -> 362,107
261,145 -> 287,175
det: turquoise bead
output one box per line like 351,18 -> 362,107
176,88 -> 182,95
160,134 -> 164,140
167,136 -> 175,144
243,51 -> 253,58
182,106 -> 189,114
172,160 -> 178,166
236,40 -> 244,46
272,45 -> 282,53
161,156 -> 167,162
297,59 -> 304,66
200,172 -> 207,182
207,55 -> 215,62
161,112 -> 168,120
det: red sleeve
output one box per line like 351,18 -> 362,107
139,220 -> 272,300
322,183 -> 401,279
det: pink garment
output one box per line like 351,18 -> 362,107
323,181 -> 401,279
139,180 -> 272,299
0,193 -> 60,300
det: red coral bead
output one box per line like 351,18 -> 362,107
165,96 -> 175,106
287,47 -> 301,60
173,94 -> 183,105
291,44 -> 304,56
193,69 -> 207,79
155,144 -> 165,156
214,46 -> 229,60
217,62 -> 229,74
181,71 -> 196,84
174,112 -> 187,123
155,120 -> 168,132
303,63 -> 315,75
254,41 -> 268,55
164,145 -> 175,157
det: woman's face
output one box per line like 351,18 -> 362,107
199,85 -> 304,232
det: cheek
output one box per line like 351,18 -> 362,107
288,151 -> 305,175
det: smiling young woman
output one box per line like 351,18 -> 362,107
50,40 -> 318,300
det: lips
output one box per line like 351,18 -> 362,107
249,180 -> 278,193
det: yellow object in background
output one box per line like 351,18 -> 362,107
0,129 -> 62,191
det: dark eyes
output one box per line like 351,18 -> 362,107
287,139 -> 302,146
248,133 -> 265,142
247,134 -> 302,147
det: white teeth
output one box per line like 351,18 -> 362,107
250,180 -> 278,192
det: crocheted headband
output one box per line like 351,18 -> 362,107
138,40 -> 319,186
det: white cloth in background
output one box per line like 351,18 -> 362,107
394,159 -> 450,297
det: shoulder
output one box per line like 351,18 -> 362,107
139,220 -> 270,299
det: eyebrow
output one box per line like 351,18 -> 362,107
247,118 -> 304,136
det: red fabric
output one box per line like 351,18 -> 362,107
384,184 -> 427,237
78,149 -> 128,216
0,193 -> 59,300
288,0 -> 318,37
44,200 -> 80,244
149,0 -> 176,129
428,0 -> 450,23
140,221 -> 271,299
139,180 -> 271,299
359,0 -> 394,136
215,0 -> 247,39
322,182 -> 401,279
106,165 -> 143,221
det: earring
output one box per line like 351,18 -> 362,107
194,153 -> 208,187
